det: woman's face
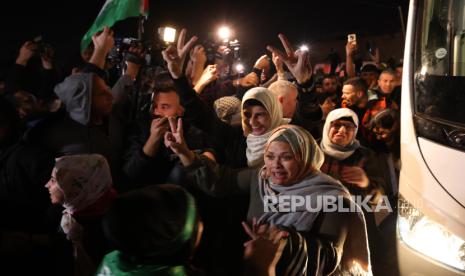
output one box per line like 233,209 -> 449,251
328,119 -> 356,147
45,168 -> 65,204
243,105 -> 271,136
264,141 -> 300,185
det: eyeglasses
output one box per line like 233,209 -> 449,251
330,121 -> 356,131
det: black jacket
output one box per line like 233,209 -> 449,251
123,116 -> 216,187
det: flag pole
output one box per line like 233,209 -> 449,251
131,14 -> 146,121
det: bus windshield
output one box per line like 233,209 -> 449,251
414,0 -> 465,127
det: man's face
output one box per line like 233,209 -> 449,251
373,126 -> 394,142
342,84 -> 362,107
322,77 -> 338,94
280,87 -> 298,119
13,90 -> 48,119
153,91 -> 185,118
91,76 -> 113,117
361,71 -> 378,87
378,73 -> 396,95
395,67 -> 403,83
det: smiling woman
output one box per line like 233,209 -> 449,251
241,87 -> 290,167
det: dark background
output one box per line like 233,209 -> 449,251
0,0 -> 409,71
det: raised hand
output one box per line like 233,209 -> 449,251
163,117 -> 190,155
189,45 -> 208,85
242,220 -> 288,276
149,117 -> 169,141
92,26 -> 114,56
143,117 -> 170,157
234,72 -> 259,87
369,47 -> 380,64
190,45 -> 207,67
340,166 -> 369,188
272,53 -> 283,73
267,34 -> 312,84
194,64 -> 218,93
16,41 -> 37,66
162,29 -> 198,79
345,41 -> 358,58
40,45 -> 54,70
254,54 -> 270,71
89,26 -> 114,69
124,44 -> 145,80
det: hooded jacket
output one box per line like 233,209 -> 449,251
31,73 -> 133,184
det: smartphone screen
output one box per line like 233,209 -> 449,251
348,34 -> 356,44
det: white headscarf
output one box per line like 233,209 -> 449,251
320,108 -> 360,161
53,154 -> 113,274
242,87 -> 289,167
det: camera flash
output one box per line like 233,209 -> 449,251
300,45 -> 309,52
235,63 -> 244,73
161,27 -> 176,43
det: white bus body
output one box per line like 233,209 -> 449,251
398,0 -> 465,275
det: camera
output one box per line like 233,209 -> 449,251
32,35 -> 51,55
108,37 -> 142,63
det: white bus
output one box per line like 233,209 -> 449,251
397,0 -> 465,275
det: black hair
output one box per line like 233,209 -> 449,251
242,98 -> 265,109
371,109 -> 398,129
153,71 -> 176,93
343,77 -> 367,94
316,92 -> 337,105
380,68 -> 396,78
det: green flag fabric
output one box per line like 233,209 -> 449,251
80,0 -> 149,52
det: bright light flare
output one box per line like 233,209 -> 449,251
218,26 -> 231,41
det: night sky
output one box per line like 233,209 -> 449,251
0,0 -> 408,69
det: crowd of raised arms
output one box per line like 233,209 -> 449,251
0,26 -> 403,276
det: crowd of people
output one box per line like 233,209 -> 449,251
0,26 -> 402,275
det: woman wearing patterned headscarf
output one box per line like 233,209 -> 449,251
166,121 -> 371,275
45,154 -> 117,276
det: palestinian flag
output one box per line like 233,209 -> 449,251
80,0 -> 149,52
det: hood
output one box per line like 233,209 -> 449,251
54,73 -> 94,125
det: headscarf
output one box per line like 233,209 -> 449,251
54,154 -> 113,215
241,87 -> 289,167
257,125 -> 371,275
320,108 -> 360,161
263,124 -> 324,181
53,154 -> 114,275
97,184 -> 198,276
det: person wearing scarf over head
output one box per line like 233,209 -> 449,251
96,184 -> 203,276
45,154 -> 117,276
319,108 -> 389,276
242,87 -> 290,168
165,120 -> 372,275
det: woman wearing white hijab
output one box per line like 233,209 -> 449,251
45,154 -> 117,276
320,108 -> 389,276
165,121 -> 371,275
320,108 -> 385,204
241,87 -> 290,167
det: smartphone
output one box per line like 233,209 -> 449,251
348,34 -> 357,44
